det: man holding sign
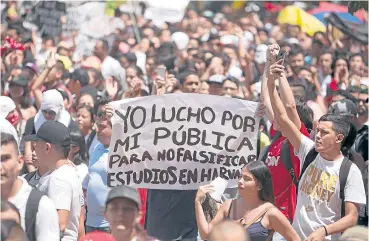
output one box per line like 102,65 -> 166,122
106,88 -> 260,240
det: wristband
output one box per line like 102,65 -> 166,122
322,226 -> 328,236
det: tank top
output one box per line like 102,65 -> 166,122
226,201 -> 274,241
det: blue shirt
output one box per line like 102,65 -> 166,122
83,143 -> 110,228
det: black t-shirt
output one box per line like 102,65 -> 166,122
23,116 -> 79,136
145,189 -> 198,241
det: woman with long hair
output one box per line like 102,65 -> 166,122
69,128 -> 89,184
195,161 -> 300,241
76,104 -> 99,159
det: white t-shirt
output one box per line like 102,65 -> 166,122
76,163 -> 88,185
37,165 -> 83,241
292,135 -> 366,241
9,177 -> 60,241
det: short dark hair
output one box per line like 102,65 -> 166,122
319,114 -> 350,143
94,96 -> 112,115
297,66 -> 312,74
1,133 -> 18,152
223,76 -> 240,88
349,53 -> 364,62
178,70 -> 198,84
71,68 -> 89,87
289,47 -> 304,58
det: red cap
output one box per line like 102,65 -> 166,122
78,231 -> 115,241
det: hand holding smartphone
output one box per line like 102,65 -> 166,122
156,66 -> 166,80
277,51 -> 287,65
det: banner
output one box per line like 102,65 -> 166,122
108,94 -> 260,190
143,0 -> 190,23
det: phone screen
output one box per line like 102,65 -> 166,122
277,51 -> 287,65
157,67 -> 166,79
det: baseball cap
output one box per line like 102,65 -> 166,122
25,63 -> 38,75
339,226 -> 368,241
106,185 -> 141,209
330,99 -> 358,117
9,76 -> 28,86
208,75 -> 226,85
24,121 -> 71,147
78,231 -> 116,241
0,96 -> 16,119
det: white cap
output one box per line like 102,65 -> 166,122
288,38 -> 300,45
0,96 -> 16,119
220,35 -> 239,46
171,32 -> 189,50
208,75 -> 226,84
255,44 -> 268,64
40,89 -> 64,114
0,118 -> 20,149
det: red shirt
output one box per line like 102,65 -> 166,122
138,188 -> 147,227
266,124 -> 310,220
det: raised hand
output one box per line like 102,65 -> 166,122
269,59 -> 285,78
267,44 -> 280,63
195,184 -> 215,203
106,77 -> 119,99
46,52 -> 58,69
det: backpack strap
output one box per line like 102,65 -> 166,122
298,148 -> 319,186
256,130 -> 261,158
25,188 -> 43,241
258,132 -> 281,163
24,171 -> 37,183
86,130 -> 96,153
339,157 -> 352,218
280,140 -> 298,187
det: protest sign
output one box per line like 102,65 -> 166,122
143,0 -> 190,23
108,94 -> 260,190
25,1 -> 66,36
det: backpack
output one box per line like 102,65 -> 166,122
25,188 -> 43,241
298,149 -> 353,218
355,125 -> 368,161
258,132 -> 299,187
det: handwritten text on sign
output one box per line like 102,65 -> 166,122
108,94 -> 260,189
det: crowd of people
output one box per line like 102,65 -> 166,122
1,1 -> 368,241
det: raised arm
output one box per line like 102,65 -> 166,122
260,44 -> 280,122
267,60 -> 302,152
194,185 -> 228,240
277,65 -> 301,130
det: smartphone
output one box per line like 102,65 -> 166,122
156,66 -> 166,80
277,51 -> 287,65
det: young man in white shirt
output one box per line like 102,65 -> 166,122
267,59 -> 366,241
24,121 -> 83,241
1,132 -> 60,241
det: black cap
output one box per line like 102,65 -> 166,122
9,76 -> 28,86
24,121 -> 71,147
330,99 -> 358,117
106,185 -> 141,209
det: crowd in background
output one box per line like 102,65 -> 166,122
1,1 -> 368,241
